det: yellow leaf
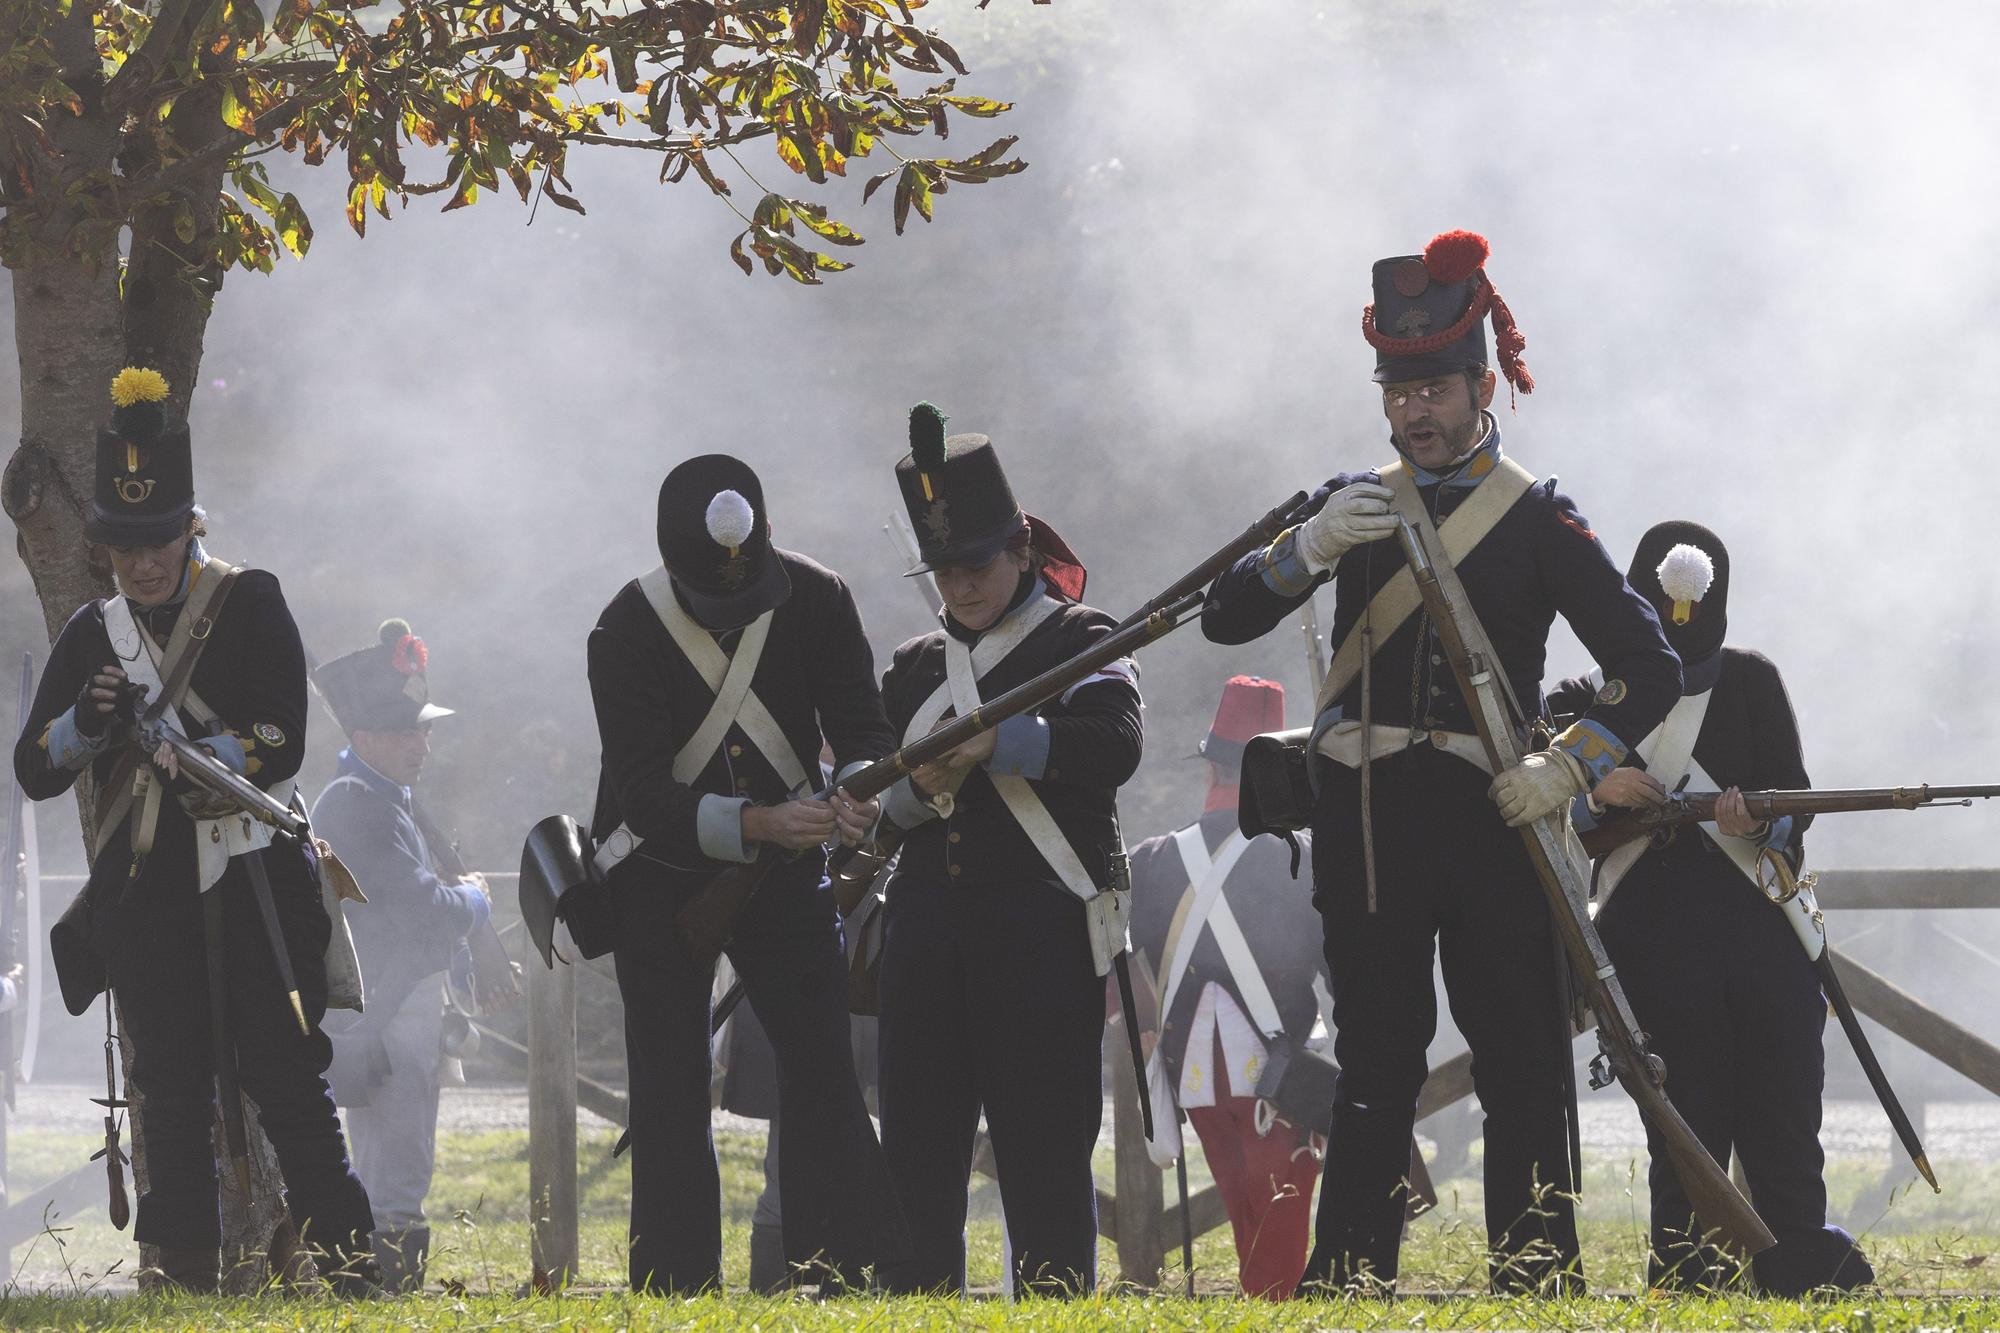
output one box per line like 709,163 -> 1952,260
220,84 -> 255,134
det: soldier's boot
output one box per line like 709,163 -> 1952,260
151,1245 -> 221,1294
748,1222 -> 788,1294
317,1245 -> 386,1300
371,1224 -> 431,1294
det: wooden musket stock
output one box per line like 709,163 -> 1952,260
1578,785 -> 2000,859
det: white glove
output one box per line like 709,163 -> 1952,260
1488,750 -> 1588,827
1298,482 -> 1399,573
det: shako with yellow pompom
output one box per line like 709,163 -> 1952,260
87,365 -> 196,546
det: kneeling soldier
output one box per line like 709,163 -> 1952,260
874,406 -> 1144,1297
13,369 -> 375,1292
1551,522 -> 1873,1295
589,455 -> 905,1293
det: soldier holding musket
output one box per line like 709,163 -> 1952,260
873,405 -> 1144,1297
1549,522 -> 1873,1295
12,369 -> 375,1292
586,454 -> 905,1294
1203,232 -> 1682,1294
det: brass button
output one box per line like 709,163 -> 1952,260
948,832 -> 961,844
728,743 -> 744,758
948,864 -> 961,877
1431,730 -> 1450,748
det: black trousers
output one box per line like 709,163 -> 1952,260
109,834 -> 373,1256
613,864 -> 904,1294
1600,836 -> 1872,1295
1301,749 -> 1580,1294
876,875 -> 1103,1296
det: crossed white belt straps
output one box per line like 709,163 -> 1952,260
1155,826 -> 1284,1041
595,566 -> 810,876
903,591 -> 1134,977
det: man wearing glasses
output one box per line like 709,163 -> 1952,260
1202,231 -> 1680,1295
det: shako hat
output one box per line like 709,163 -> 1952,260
1627,520 -> 1730,678
1364,230 -> 1535,398
86,367 -> 196,546
657,454 -> 791,630
895,403 -> 1087,600
1195,675 -> 1286,770
316,618 -> 456,733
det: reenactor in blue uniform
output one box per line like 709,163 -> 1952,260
313,620 -> 492,1292
1202,233 -> 1681,1294
873,406 -> 1143,1296
14,369 -> 375,1292
587,454 -> 906,1293
1550,522 -> 1873,1295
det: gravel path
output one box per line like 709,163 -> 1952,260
9,1083 -> 1998,1158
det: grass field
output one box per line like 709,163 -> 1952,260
3,1122 -> 1998,1328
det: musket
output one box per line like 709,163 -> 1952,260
679,588 -> 1211,969
1394,514 -> 1776,1256
682,489 -> 1313,961
1578,785 -> 2000,859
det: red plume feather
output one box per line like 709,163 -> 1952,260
392,635 -> 428,676
1424,230 -> 1490,285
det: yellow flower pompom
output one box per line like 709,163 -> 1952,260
109,367 -> 170,408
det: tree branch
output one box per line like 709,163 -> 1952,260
104,0 -> 205,113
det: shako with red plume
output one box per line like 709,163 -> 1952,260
1362,228 -> 1535,399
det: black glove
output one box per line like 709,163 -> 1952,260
73,676 -> 112,739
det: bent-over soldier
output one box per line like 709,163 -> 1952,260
14,369 -> 375,1292
588,454 -> 905,1293
874,405 -> 1144,1297
1202,232 -> 1681,1294
1129,675 -> 1328,1299
1550,522 -> 1872,1295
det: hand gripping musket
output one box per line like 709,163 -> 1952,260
1393,514 -> 1777,1257
694,490 -> 1311,1044
1577,785 -> 2000,860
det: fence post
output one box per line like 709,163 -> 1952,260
528,925 -> 580,1285
1109,1024 -> 1165,1286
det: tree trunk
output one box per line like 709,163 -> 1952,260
6,37 -> 287,1287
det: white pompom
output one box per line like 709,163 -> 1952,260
705,489 -> 756,549
1656,543 -> 1715,604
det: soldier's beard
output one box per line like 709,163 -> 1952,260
1396,412 -> 1486,470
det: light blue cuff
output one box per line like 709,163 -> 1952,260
44,707 -> 109,770
986,715 -> 1050,780
882,776 -> 939,831
1756,814 -> 1795,854
1551,719 -> 1626,784
696,793 -> 755,864
462,881 -> 493,931
203,733 -> 248,775
1569,793 -> 1600,832
1258,529 -> 1318,598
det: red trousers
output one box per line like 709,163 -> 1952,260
1183,1034 -> 1321,1300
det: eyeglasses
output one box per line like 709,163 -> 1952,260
1381,382 -> 1460,409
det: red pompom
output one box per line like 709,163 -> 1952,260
392,634 -> 428,676
1424,229 -> 1490,285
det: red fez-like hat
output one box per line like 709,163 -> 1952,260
1196,675 -> 1286,770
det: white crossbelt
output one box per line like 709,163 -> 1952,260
907,591 -> 1134,976
1595,682 -> 1713,903
1154,827 -> 1269,1035
596,566 -> 809,875
1591,688 -> 1825,959
102,595 -> 291,893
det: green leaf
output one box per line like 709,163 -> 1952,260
220,83 -> 255,134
